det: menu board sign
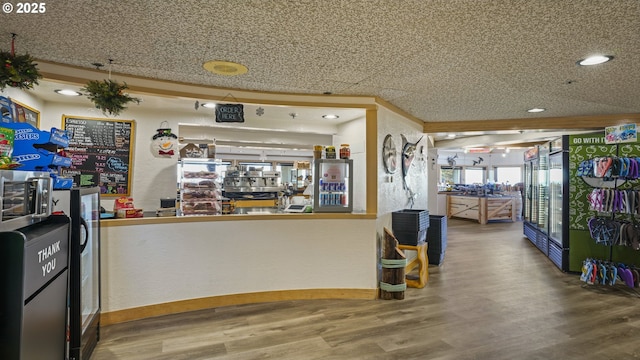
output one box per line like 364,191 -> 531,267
61,115 -> 135,196
215,104 -> 244,123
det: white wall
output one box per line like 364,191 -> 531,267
437,149 -> 525,167
377,107 -> 428,219
374,107 -> 428,282
336,117 -> 366,213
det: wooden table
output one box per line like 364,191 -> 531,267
447,195 -> 516,224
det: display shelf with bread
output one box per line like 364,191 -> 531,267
177,159 -> 222,216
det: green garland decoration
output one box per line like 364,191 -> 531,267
82,79 -> 140,116
0,51 -> 42,90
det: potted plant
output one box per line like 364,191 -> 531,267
0,51 -> 42,90
82,79 -> 140,116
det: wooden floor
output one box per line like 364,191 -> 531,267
92,219 -> 640,360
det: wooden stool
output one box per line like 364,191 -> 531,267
398,242 -> 428,288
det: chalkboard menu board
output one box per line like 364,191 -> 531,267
61,115 -> 135,196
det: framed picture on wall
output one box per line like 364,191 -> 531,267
12,99 -> 40,129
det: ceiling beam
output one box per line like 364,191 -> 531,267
424,113 -> 640,133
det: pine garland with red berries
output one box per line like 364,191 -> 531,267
82,79 -> 140,116
0,51 -> 42,90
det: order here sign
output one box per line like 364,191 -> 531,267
215,104 -> 244,123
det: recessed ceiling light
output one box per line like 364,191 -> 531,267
201,102 -> 216,109
322,114 -> 339,119
54,89 -> 81,96
203,60 -> 248,76
527,108 -> 546,113
577,55 -> 613,66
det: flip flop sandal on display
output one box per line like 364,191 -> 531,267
618,266 -> 632,287
633,269 -> 640,288
604,158 -> 614,179
581,261 -> 591,282
594,158 -> 604,177
632,158 -> 639,179
600,264 -> 608,285
588,263 -> 598,285
588,217 -> 599,239
623,158 -> 631,178
632,224 -> 640,250
580,260 -> 593,282
586,159 -> 594,177
609,265 -> 617,286
621,223 -> 632,246
623,268 -> 635,288
602,220 -> 620,245
611,157 -> 621,178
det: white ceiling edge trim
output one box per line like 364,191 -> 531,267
37,61 -> 379,108
434,130 -> 590,149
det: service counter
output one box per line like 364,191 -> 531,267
446,194 -> 516,224
99,213 -> 378,325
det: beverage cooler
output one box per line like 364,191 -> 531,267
547,136 -> 570,271
313,159 -> 353,213
523,137 -> 570,272
1,170 -> 70,360
523,144 -> 550,255
52,187 -> 101,360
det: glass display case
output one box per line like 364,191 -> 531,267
177,158 -> 222,216
313,159 -> 353,213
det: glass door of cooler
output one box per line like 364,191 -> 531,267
69,187 -> 101,360
523,162 -> 532,223
537,145 -> 550,234
548,152 -> 567,247
531,159 -> 540,226
313,159 -> 353,213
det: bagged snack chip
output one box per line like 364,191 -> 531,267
0,127 -> 17,169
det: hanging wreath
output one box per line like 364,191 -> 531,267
0,34 -> 42,90
82,79 -> 140,116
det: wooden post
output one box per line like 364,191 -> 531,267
381,228 -> 406,300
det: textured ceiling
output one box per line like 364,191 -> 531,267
1,0 -> 640,126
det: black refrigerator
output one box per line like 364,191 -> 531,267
1,170 -> 70,359
53,187 -> 101,360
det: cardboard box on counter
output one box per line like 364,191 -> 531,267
116,208 -> 144,218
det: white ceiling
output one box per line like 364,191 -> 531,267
3,1 -> 640,145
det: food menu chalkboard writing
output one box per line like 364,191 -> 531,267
61,115 -> 135,196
